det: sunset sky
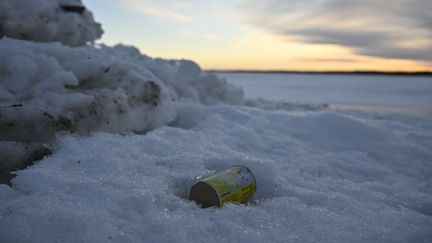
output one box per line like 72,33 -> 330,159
84,0 -> 432,72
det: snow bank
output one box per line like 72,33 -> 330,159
0,38 -> 243,142
1,107 -> 431,242
0,0 -> 103,46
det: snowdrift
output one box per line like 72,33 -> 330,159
0,0 -> 243,188
0,0 -> 244,144
0,38 -> 243,142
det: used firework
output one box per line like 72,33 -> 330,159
189,166 -> 256,208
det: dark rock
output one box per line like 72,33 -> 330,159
60,5 -> 86,14
0,143 -> 52,186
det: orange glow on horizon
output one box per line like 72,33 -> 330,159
88,0 -> 432,73
137,32 -> 431,72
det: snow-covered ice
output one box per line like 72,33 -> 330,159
1,0 -> 432,242
218,72 -> 432,109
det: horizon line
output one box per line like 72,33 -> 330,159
206,69 -> 432,76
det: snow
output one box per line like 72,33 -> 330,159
1,1 -> 432,242
0,0 -> 103,46
1,106 -> 432,242
0,38 -> 243,142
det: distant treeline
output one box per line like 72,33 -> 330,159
208,70 -> 432,76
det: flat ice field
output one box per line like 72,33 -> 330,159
218,72 -> 432,113
1,71 -> 432,242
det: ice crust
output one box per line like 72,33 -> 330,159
1,107 -> 431,242
0,0 -> 103,46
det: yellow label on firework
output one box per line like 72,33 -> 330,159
189,166 -> 256,208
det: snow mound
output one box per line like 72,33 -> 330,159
0,0 -> 103,46
1,107 -> 431,242
0,38 -> 244,142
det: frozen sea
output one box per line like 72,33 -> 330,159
1,72 -> 432,243
218,72 -> 432,114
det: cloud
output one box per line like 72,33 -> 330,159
296,58 -> 363,63
240,0 -> 432,62
115,0 -> 193,22
184,31 -> 220,40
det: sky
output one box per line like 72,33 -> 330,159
83,0 -> 432,72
